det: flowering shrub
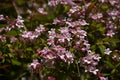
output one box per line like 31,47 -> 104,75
0,0 -> 120,80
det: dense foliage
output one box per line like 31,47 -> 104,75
0,0 -> 120,80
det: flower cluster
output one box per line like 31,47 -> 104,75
37,45 -> 74,64
48,0 -> 75,7
81,53 -> 101,75
0,0 -> 120,79
21,24 -> 46,40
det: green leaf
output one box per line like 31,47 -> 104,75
6,30 -> 19,36
63,5 -> 70,13
17,0 -> 25,5
16,72 -> 27,80
91,45 -> 96,51
8,53 -> 14,58
101,73 -> 110,76
26,47 -> 33,51
12,59 -> 21,66
115,63 -> 120,68
101,3 -> 109,10
109,38 -> 120,43
104,61 -> 115,69
98,45 -> 106,54
111,69 -> 116,74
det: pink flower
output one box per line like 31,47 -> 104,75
99,76 -> 108,80
67,6 -> 80,16
109,0 -> 118,6
104,48 -> 112,55
85,66 -> 99,75
28,59 -> 42,72
48,0 -> 59,6
37,8 -> 48,15
0,15 -> 5,20
107,9 -> 119,20
48,76 -> 56,80
0,35 -> 6,42
15,16 -> 24,28
35,24 -> 45,33
65,51 -> 74,64
48,29 -> 57,39
38,47 -> 56,60
106,30 -> 115,37
81,47 -> 87,52
53,18 -> 61,24
99,0 -> 106,3
83,40 -> 90,50
10,36 -> 17,43
78,19 -> 89,26
91,13 -> 103,20
0,28 -> 4,33
21,31 -> 35,39
53,46 -> 74,64
81,53 -> 101,75
112,55 -> 117,60
59,27 -> 69,34
37,49 -> 41,55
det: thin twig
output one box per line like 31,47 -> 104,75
12,1 -> 19,15
76,60 -> 81,80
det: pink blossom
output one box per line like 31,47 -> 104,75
65,51 -> 74,64
83,40 -> 90,50
48,76 -> 56,80
81,47 -> 87,52
48,0 -> 59,6
66,21 -> 77,27
47,38 -> 55,46
38,47 -> 56,60
37,8 -> 48,15
47,29 -> 57,46
104,48 -> 112,55
53,18 -> 61,24
57,33 -> 72,42
99,0 -> 106,3
28,59 -> 42,72
0,35 -> 6,42
15,16 -> 24,28
0,15 -> 5,20
35,24 -> 45,33
67,6 -> 80,16
107,9 -> 119,20
106,30 -> 115,37
5,26 -> 11,32
81,53 -> 101,75
78,20 -> 89,26
10,36 -> 17,43
112,55 -> 117,60
59,27 -> 69,34
21,24 -> 45,40
53,46 -> 74,64
48,28 -> 57,39
0,28 -> 4,33
21,31 -> 36,39
61,0 -> 75,6
99,76 -> 108,80
77,29 -> 87,37
85,66 -> 99,75
91,13 -> 103,20
109,0 -> 118,6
